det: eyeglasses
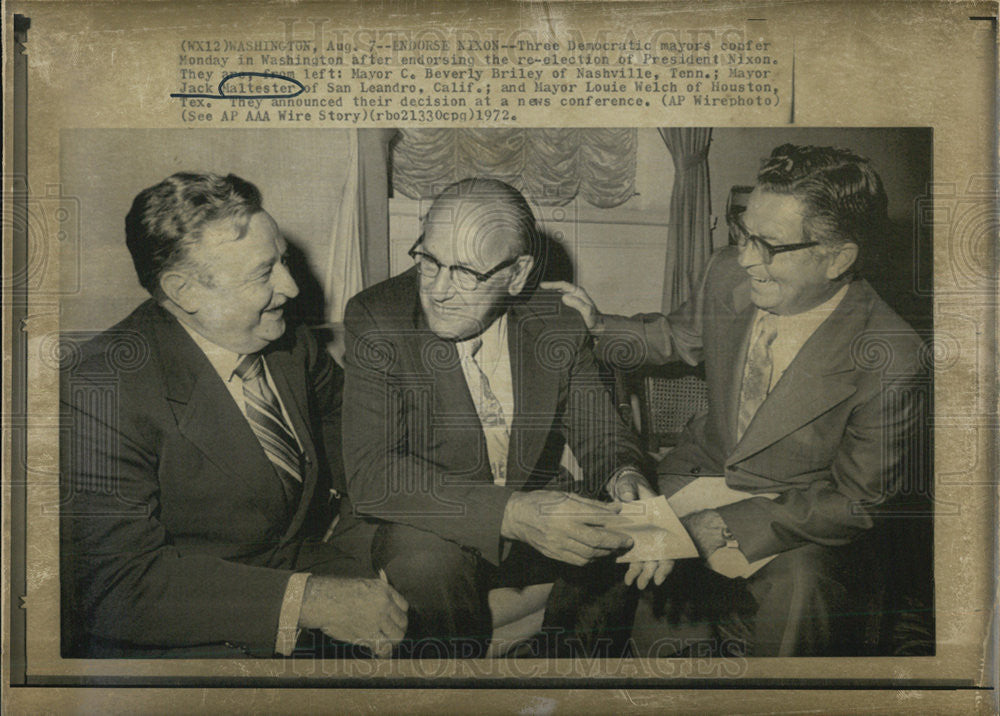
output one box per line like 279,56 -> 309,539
408,239 -> 520,291
731,216 -> 819,264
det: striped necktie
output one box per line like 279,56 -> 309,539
737,313 -> 779,440
234,353 -> 303,503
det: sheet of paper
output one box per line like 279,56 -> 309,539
707,549 -> 778,580
612,496 -> 699,563
667,476 -> 780,519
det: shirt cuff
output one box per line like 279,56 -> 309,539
702,515 -> 777,579
706,543 -> 753,579
274,572 -> 311,656
605,466 -> 646,498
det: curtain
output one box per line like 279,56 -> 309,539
324,130 -> 363,324
357,129 -> 396,287
323,129 -> 397,323
658,128 -> 713,312
392,128 -> 636,207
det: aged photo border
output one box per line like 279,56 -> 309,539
3,1 -> 996,711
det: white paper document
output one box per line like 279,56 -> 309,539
666,476 -> 779,519
612,496 -> 700,563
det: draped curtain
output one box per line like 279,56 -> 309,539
392,128 -> 636,207
658,128 -> 713,312
323,129 -> 397,323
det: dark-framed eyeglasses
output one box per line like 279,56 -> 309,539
731,217 -> 819,264
408,238 -> 520,291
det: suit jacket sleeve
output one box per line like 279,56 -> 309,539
592,249 -> 725,369
717,365 -> 927,562
341,298 -> 514,566
560,308 -> 650,498
309,328 -> 346,498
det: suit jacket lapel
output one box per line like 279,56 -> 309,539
728,282 -> 864,464
507,303 -> 563,489
264,345 -> 319,540
506,302 -> 558,490
155,309 -> 287,523
413,307 -> 492,480
719,282 -> 757,454
413,309 -> 479,418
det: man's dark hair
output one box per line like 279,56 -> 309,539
125,172 -> 263,295
756,144 -> 889,272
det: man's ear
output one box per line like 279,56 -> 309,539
826,242 -> 859,279
159,269 -> 201,314
506,255 -> 535,296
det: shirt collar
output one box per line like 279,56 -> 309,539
758,283 -> 850,330
177,320 -> 244,384
455,313 -> 507,362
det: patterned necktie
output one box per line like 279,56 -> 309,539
462,337 -> 509,485
737,313 -> 779,440
234,353 -> 303,504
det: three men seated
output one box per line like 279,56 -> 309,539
61,144 -> 925,658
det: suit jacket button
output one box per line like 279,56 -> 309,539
690,466 -> 701,475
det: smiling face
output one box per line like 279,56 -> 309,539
418,198 -> 533,341
176,211 -> 299,353
738,188 -> 854,316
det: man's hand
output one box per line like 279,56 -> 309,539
540,281 -> 601,332
298,575 -> 408,658
682,509 -> 729,558
501,490 -> 632,566
609,471 -> 675,590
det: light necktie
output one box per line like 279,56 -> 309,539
737,313 -> 779,440
462,337 -> 509,485
234,353 -> 303,504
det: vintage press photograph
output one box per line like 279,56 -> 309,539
54,126 -> 934,667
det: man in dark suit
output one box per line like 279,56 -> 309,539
60,172 -> 407,658
544,145 -> 927,656
342,178 -> 668,657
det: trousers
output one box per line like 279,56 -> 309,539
645,538 -> 880,657
372,521 -> 638,658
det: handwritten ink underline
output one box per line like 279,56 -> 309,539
170,71 -> 305,100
